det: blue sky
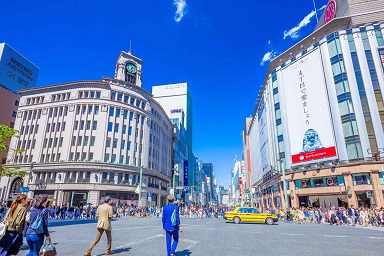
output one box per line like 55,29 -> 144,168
1,0 -> 328,186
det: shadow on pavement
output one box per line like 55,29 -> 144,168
96,247 -> 132,255
176,249 -> 192,255
48,219 -> 98,227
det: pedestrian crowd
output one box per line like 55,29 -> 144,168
261,205 -> 384,226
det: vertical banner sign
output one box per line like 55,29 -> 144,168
184,160 -> 188,186
281,49 -> 337,164
257,95 -> 270,175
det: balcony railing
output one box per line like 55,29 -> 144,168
46,178 -> 56,183
64,178 -> 76,183
161,186 -> 168,191
77,178 -> 90,183
102,179 -> 115,184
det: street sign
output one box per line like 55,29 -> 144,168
147,192 -> 152,197
19,187 -> 29,193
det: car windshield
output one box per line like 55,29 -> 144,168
238,208 -> 260,214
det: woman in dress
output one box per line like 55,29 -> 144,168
0,194 -> 27,256
26,194 -> 50,256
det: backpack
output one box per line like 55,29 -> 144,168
171,206 -> 177,226
30,209 -> 46,234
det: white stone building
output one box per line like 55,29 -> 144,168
0,50 -> 173,207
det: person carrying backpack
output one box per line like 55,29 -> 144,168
26,194 -> 50,256
162,195 -> 182,256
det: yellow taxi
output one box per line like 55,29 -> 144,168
224,207 -> 278,225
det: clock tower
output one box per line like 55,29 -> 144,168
114,49 -> 143,87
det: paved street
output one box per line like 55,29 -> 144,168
18,217 -> 384,256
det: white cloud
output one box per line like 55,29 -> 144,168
174,0 -> 187,22
283,9 -> 315,39
283,5 -> 327,40
260,50 -> 277,66
268,40 -> 271,45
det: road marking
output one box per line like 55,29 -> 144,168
280,233 -> 304,236
114,225 -> 160,231
368,236 -> 384,240
321,235 -> 347,238
115,234 -> 164,249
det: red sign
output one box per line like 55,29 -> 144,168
324,0 -> 337,24
292,146 -> 337,163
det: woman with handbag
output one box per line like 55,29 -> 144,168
0,194 -> 27,256
26,194 -> 50,256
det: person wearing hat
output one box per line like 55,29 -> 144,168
84,196 -> 114,255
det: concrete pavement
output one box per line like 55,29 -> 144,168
18,217 -> 384,255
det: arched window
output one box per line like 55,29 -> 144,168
10,177 -> 23,195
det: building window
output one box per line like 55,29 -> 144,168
108,122 -> 113,132
93,121 -> 98,130
104,153 -> 110,162
113,138 -> 118,148
95,106 -> 99,115
91,136 -> 96,146
15,100 -> 19,106
106,137 -> 111,147
114,123 -> 119,133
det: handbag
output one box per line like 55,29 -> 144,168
30,208 -> 47,234
39,238 -> 57,256
0,209 -> 10,239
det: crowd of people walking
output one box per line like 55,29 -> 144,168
262,205 -> 384,227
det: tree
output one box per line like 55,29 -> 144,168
0,124 -> 26,177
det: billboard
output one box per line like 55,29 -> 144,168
257,95 -> 270,174
0,43 -> 39,93
281,48 -> 337,164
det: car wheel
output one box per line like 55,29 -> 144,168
265,218 -> 274,225
233,217 -> 241,224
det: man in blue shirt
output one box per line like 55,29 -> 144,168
162,195 -> 182,256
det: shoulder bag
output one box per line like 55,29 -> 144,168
30,208 -> 47,234
171,206 -> 177,226
0,209 -> 10,239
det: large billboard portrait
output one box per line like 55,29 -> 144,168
281,48 -> 337,164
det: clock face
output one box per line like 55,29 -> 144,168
126,63 -> 137,74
